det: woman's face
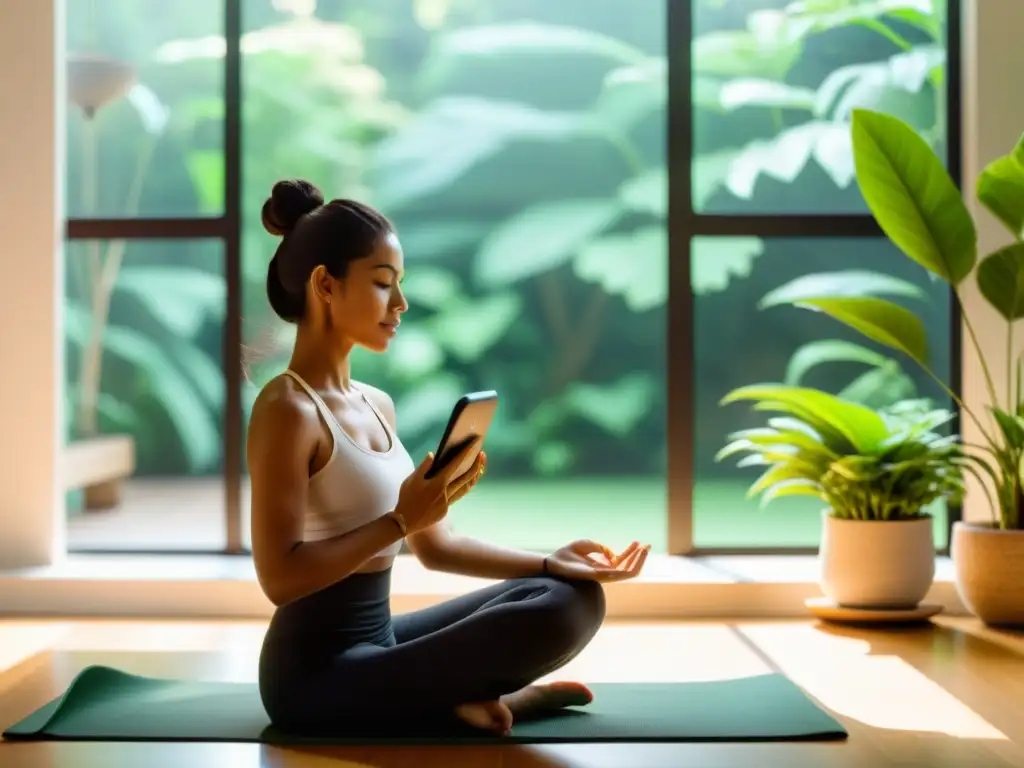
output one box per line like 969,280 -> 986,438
323,231 -> 408,353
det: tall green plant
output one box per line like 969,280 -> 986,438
763,108 -> 1024,530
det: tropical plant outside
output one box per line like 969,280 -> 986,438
63,0 -> 957,551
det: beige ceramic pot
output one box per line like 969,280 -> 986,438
952,521 -> 1024,627
818,512 -> 935,609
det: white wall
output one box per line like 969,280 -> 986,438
959,0 -> 1024,523
0,0 -> 65,567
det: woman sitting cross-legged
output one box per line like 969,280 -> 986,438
247,179 -> 651,737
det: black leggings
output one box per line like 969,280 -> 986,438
258,567 -> 606,735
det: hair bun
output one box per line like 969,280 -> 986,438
261,179 -> 325,237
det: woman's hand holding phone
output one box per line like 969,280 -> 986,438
446,450 -> 486,505
393,438 -> 482,534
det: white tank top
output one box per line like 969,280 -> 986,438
282,369 -> 415,556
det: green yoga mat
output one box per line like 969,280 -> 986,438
3,665 -> 846,745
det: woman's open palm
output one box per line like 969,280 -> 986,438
546,540 -> 650,583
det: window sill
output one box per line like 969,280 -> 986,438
0,554 -> 966,619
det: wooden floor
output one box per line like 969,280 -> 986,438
0,617 -> 1023,767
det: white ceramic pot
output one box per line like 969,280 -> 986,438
952,522 -> 1024,627
818,512 -> 935,609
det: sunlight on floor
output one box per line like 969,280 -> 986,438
738,623 -> 1008,741
0,621 -> 69,677
540,623 -> 772,684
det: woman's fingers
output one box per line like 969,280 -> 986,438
571,540 -> 612,558
620,545 -> 650,574
612,542 -> 640,566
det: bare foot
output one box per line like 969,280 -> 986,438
454,699 -> 513,735
502,681 -> 594,720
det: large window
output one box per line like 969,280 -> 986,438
685,0 -> 958,552
62,0 -> 960,555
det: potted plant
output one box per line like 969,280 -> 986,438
757,107 -> 1024,626
718,387 -> 965,609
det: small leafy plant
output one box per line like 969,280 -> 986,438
761,109 -> 1024,530
717,385 -> 966,521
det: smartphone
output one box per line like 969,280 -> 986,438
425,391 -> 499,480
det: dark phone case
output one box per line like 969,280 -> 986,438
425,391 -> 499,479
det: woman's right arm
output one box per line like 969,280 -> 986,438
246,388 -> 406,607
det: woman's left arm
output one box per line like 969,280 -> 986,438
407,519 -> 549,579
364,384 -> 645,579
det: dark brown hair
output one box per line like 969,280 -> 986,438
261,179 -> 394,324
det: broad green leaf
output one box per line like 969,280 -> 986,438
116,266 -> 226,338
784,339 -> 890,385
816,47 -> 945,123
850,108 -> 977,285
691,30 -> 802,80
718,79 -> 816,112
166,342 -> 224,410
791,296 -> 930,365
691,236 -> 764,295
619,167 -> 666,217
475,199 -> 620,288
573,227 -> 666,312
393,372 -> 466,437
185,150 -> 224,214
421,23 -> 646,90
692,149 -> 738,211
372,98 -> 591,210
760,269 -> 925,308
976,243 -> 1024,321
397,266 -> 461,309
398,221 -> 490,261
64,304 -> 220,472
784,0 -> 939,40
721,384 -> 891,454
596,59 -> 666,132
386,326 -> 445,379
977,147 -> 1024,240
563,373 -> 656,437
839,363 -> 918,407
728,121 -> 854,199
431,292 -> 522,363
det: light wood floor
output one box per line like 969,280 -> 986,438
0,617 -> 1023,767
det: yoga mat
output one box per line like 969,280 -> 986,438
3,665 -> 847,744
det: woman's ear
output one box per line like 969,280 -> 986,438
309,264 -> 334,306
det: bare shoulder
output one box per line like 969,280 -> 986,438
355,380 -> 397,427
248,375 -> 320,444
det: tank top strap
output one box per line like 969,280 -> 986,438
351,382 -> 396,440
282,369 -> 345,443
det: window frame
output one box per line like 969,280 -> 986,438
65,0 -> 963,558
669,0 -> 965,555
65,0 -> 245,556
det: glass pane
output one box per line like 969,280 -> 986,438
692,0 -> 949,214
65,0 -> 224,218
692,236 -> 954,549
239,1 -> 667,553
64,239 -> 226,551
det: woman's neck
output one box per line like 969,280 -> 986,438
288,325 -> 355,391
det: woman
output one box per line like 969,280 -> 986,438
247,179 -> 651,738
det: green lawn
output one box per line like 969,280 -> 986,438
452,478 -> 950,553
